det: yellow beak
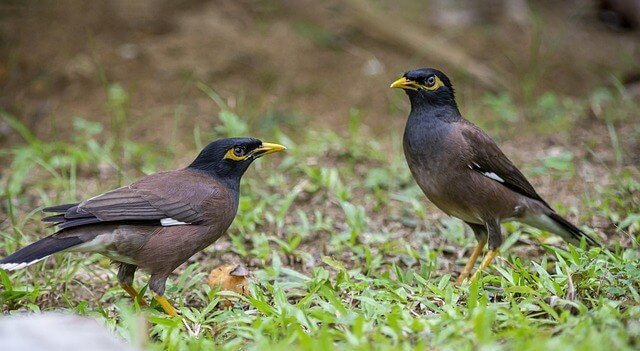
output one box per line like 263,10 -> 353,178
390,76 -> 420,90
252,142 -> 286,157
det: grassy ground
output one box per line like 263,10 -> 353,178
0,83 -> 639,350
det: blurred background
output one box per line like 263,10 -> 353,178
0,0 -> 637,170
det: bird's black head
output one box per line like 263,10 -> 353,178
188,137 -> 286,189
390,68 -> 457,109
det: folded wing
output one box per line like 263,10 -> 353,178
43,172 -> 209,229
460,123 -> 551,209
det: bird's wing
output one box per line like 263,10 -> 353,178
81,186 -> 201,222
460,122 -> 551,208
43,171 -> 217,229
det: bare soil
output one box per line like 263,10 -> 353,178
1,0 -> 638,142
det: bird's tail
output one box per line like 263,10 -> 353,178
522,212 -> 600,247
0,235 -> 83,271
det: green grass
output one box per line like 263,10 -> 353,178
0,85 -> 639,350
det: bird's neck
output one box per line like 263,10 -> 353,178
404,102 -> 459,159
219,176 -> 241,193
187,166 -> 242,193
408,102 -> 461,124
407,91 -> 460,120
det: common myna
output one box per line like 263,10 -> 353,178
0,137 -> 285,315
391,68 -> 600,284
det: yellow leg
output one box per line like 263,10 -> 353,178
455,237 -> 487,285
469,249 -> 499,284
153,293 -> 178,317
120,284 -> 147,306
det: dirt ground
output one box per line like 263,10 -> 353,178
1,0 -> 639,143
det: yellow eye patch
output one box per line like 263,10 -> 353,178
223,148 -> 250,161
390,76 -> 444,91
424,76 -> 444,91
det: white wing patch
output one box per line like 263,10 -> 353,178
482,171 -> 504,183
160,218 -> 190,226
469,162 -> 505,183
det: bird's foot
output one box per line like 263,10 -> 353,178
153,293 -> 179,317
454,238 -> 488,285
120,284 -> 148,306
468,249 -> 498,284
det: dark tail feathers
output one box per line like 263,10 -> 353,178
42,203 -> 78,213
0,235 -> 83,271
547,212 -> 601,247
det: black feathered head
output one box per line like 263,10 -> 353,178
390,68 -> 457,108
188,137 -> 285,187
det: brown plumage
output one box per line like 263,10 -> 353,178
392,68 -> 600,284
0,137 -> 286,315
404,120 -> 551,226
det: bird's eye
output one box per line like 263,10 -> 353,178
426,75 -> 436,87
233,146 -> 246,157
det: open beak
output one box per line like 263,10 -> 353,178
252,142 -> 286,158
390,76 -> 420,90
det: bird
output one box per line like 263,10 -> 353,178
390,68 -> 600,284
0,137 -> 286,315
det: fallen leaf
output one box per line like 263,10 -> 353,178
207,264 -> 250,307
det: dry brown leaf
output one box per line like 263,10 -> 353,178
207,264 -> 250,307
